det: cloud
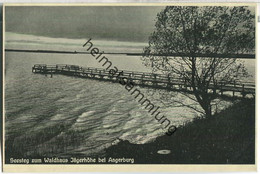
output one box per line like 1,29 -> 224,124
5,6 -> 164,42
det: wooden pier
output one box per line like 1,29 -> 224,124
32,64 -> 255,98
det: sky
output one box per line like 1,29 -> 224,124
5,6 -> 165,42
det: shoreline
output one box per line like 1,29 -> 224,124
105,98 -> 255,164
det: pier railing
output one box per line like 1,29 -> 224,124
32,64 -> 255,98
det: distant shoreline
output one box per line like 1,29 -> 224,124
5,49 -> 256,59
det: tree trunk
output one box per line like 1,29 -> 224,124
190,57 -> 212,118
205,105 -> 212,118
193,89 -> 212,118
202,102 -> 212,118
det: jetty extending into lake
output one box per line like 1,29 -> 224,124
32,64 -> 255,98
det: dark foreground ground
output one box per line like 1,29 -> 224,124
105,98 -> 255,164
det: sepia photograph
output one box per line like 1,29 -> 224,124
2,3 -> 257,172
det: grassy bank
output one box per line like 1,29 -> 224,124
105,98 -> 255,164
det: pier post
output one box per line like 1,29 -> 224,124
220,82 -> 223,96
43,66 -> 47,76
99,70 -> 103,79
213,80 -> 217,96
184,78 -> 187,91
141,73 -> 145,85
167,74 -> 171,89
109,71 -> 113,80
128,73 -> 133,84
153,74 -> 157,86
242,84 -> 246,98
91,70 -> 93,78
233,80 -> 236,97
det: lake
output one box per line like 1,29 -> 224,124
4,32 -> 255,158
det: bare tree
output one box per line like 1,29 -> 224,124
142,6 -> 255,117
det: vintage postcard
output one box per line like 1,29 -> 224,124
2,3 -> 257,172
